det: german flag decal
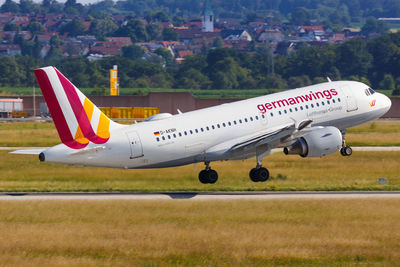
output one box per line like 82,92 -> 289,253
154,131 -> 160,136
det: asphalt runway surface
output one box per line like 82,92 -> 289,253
1,191 -> 400,200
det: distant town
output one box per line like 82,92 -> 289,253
0,0 -> 399,94
0,0 -> 396,62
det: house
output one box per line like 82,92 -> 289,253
107,37 -> 132,47
37,33 -> 58,45
0,44 -> 21,56
329,33 -> 346,44
221,30 -> 252,41
258,29 -> 284,42
135,42 -> 164,52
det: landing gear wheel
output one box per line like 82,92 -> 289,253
249,167 -> 269,182
199,170 -> 209,184
198,168 -> 218,184
341,146 -> 352,156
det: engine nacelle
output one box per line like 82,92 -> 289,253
284,126 -> 342,157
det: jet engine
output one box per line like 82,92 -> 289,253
283,126 -> 342,157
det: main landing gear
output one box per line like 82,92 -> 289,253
198,162 -> 218,184
249,165 -> 269,182
340,130 -> 352,156
249,149 -> 270,182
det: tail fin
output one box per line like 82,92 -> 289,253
34,66 -> 115,149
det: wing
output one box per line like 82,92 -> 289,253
10,149 -> 46,155
204,119 -> 312,161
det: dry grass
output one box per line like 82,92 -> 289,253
1,150 -> 399,192
0,199 -> 399,266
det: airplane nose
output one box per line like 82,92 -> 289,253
383,94 -> 392,111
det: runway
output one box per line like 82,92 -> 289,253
1,191 -> 400,200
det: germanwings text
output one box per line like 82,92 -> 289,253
257,89 -> 338,113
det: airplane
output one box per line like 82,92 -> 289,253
13,66 -> 392,184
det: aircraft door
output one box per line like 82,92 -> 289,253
126,131 -> 144,159
341,85 -> 358,112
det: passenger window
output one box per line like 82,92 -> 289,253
321,101 -> 325,106
168,135 -> 171,139
338,98 -> 341,102
228,121 -> 231,126
184,131 -> 187,135
295,107 -> 298,111
179,133 -> 182,137
156,137 -> 160,142
212,125 -> 215,129
234,121 -> 237,125
270,112 -> 274,117
195,129 -> 198,133
244,118 -> 248,122
284,110 -> 287,114
327,100 -> 330,104
173,134 -> 176,138
300,106 -> 303,110
311,104 -> 314,108
289,108 -> 292,112
255,116 -> 259,120
206,126 -> 209,131
190,130 -> 193,134
162,136 -> 165,140
217,124 -> 220,128
250,117 -> 253,121
222,123 -> 226,127
201,128 -> 204,132
261,114 -> 265,119
316,103 -> 319,107
279,111 -> 282,115
306,105 -> 309,109
332,99 -> 336,103
239,119 -> 242,123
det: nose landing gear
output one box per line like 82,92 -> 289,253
340,130 -> 352,156
198,162 -> 218,184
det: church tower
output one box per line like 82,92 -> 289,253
202,0 -> 214,32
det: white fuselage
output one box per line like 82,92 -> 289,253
43,81 -> 392,168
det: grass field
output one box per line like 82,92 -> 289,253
1,120 -> 399,147
0,199 -> 399,265
1,150 -> 399,192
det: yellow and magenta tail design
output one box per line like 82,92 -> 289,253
34,66 -> 113,149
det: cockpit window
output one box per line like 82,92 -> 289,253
368,88 -> 375,95
365,89 -> 370,96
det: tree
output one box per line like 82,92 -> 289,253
60,19 -> 86,37
213,36 -> 224,48
290,7 -> 311,25
362,17 -> 389,35
89,19 -> 118,40
154,47 -> 173,65
3,23 -> 20,32
115,18 -> 149,42
27,21 -> 45,35
19,0 -> 38,13
379,74 -> 395,90
122,45 -> 144,60
162,28 -> 178,41
336,39 -> 372,78
146,23 -> 162,41
1,0 -> 19,13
